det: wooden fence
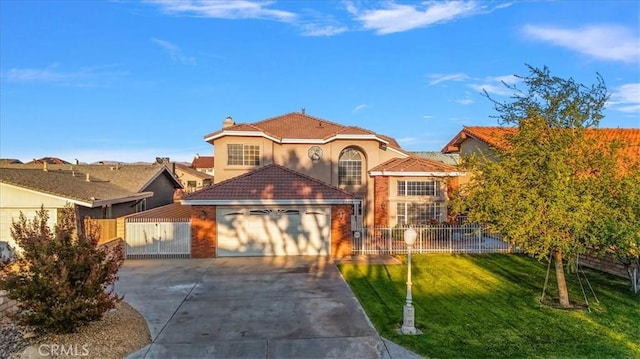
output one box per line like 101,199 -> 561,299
83,218 -> 118,245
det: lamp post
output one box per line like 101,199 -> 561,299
401,227 -> 419,335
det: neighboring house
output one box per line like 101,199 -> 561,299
0,163 -> 182,251
411,151 -> 460,166
443,126 -> 640,161
0,159 -> 23,165
26,157 -> 71,165
191,154 -> 215,175
181,111 -> 464,258
174,163 -> 213,193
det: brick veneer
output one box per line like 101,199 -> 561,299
331,204 -> 353,258
190,205 -> 217,258
374,176 -> 389,226
578,254 -> 629,279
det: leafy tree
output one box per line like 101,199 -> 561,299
453,65 -> 609,308
590,156 -> 640,293
0,205 -> 124,333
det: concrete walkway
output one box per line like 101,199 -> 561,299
116,257 -> 422,359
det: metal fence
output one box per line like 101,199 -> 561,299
352,224 -> 521,255
125,218 -> 191,259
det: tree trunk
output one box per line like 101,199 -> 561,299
554,250 -> 571,308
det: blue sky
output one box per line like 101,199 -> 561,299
1,1 -> 638,164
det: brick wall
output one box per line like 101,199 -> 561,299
190,206 -> 217,258
579,254 -> 629,279
373,176 -> 389,227
331,205 -> 352,258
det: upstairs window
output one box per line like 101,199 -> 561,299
227,144 -> 260,166
338,148 -> 362,185
397,180 -> 441,197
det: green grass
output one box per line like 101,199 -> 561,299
338,254 -> 640,359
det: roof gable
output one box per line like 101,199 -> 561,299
204,112 -> 404,151
182,164 -> 353,203
369,157 -> 462,176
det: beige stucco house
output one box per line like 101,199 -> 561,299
181,111 -> 464,258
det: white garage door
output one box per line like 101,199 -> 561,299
216,206 -> 331,257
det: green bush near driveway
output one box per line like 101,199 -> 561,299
338,254 -> 640,358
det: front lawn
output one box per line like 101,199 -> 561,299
338,254 -> 640,358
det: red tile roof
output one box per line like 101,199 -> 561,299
204,112 -> 402,150
26,157 -> 71,165
191,155 -> 214,169
369,156 -> 461,174
442,126 -> 517,153
444,126 -> 640,161
182,164 -> 353,201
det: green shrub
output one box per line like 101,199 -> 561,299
0,206 -> 124,333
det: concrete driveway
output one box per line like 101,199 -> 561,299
116,257 -> 421,359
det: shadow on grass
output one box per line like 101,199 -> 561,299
339,254 -> 640,359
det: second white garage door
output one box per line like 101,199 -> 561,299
216,206 -> 331,257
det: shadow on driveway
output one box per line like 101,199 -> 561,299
116,256 -> 420,358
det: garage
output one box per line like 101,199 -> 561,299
216,206 -> 330,256
181,164 -> 354,258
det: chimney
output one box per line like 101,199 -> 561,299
223,116 -> 235,128
301,107 -> 305,114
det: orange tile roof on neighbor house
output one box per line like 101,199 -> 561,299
204,112 -> 402,150
191,155 -> 214,169
181,164 -> 353,203
444,126 -> 640,161
442,126 -> 518,153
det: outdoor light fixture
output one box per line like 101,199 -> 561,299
400,227 -> 421,335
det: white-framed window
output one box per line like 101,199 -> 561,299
338,148 -> 362,185
397,180 -> 441,197
396,202 -> 442,225
227,144 -> 260,166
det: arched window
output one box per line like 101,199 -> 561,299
338,148 -> 363,185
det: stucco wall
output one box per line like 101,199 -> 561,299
212,135 -> 405,227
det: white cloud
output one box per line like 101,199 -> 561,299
352,104 -> 368,113
1,65 -> 125,87
351,1 -> 482,35
151,38 -> 196,65
147,0 -> 296,22
608,83 -> 640,113
522,24 -> 640,63
427,73 -> 469,86
300,23 -> 348,37
456,98 -> 474,105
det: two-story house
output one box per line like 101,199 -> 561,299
181,111 -> 463,258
